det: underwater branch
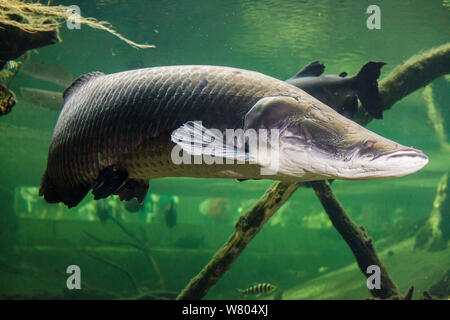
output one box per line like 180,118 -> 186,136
310,180 -> 402,299
0,0 -> 155,50
176,181 -> 301,300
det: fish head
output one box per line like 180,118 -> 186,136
244,96 -> 428,181
268,284 -> 277,293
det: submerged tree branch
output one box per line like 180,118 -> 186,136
176,181 -> 301,300
85,216 -> 166,289
0,0 -> 155,50
414,171 -> 449,251
83,249 -> 140,295
310,180 -> 402,299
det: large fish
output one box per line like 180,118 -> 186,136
40,65 -> 428,208
286,61 -> 385,119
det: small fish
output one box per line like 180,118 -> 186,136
286,61 -> 386,119
238,283 -> 277,296
164,199 -> 177,229
20,88 -> 63,111
318,266 -> 329,273
6,60 -> 20,73
20,62 -> 74,87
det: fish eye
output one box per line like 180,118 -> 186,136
362,140 -> 376,149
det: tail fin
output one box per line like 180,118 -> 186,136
353,61 -> 386,119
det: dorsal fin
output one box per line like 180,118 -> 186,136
63,72 -> 104,100
292,61 -> 325,78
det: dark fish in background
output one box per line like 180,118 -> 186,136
20,88 -> 63,111
95,200 -> 111,223
164,199 -> 177,229
286,61 -> 386,119
39,66 -> 428,208
123,198 -> 143,212
20,62 -> 74,87
238,283 -> 277,296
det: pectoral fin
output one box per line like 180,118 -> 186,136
171,121 -> 250,162
114,179 -> 149,203
92,166 -> 129,200
92,166 -> 149,203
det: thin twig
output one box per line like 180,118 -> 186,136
84,231 -> 144,251
88,216 -> 166,289
110,216 -> 143,245
83,249 -> 139,295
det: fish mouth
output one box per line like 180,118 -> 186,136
278,138 -> 429,181
383,149 -> 428,161
370,148 -> 429,178
373,148 -> 428,161
334,147 -> 429,180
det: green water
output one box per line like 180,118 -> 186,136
0,0 -> 449,300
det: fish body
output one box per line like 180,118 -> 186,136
286,61 -> 386,119
20,88 -> 63,111
40,65 -> 428,208
238,283 -> 277,296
